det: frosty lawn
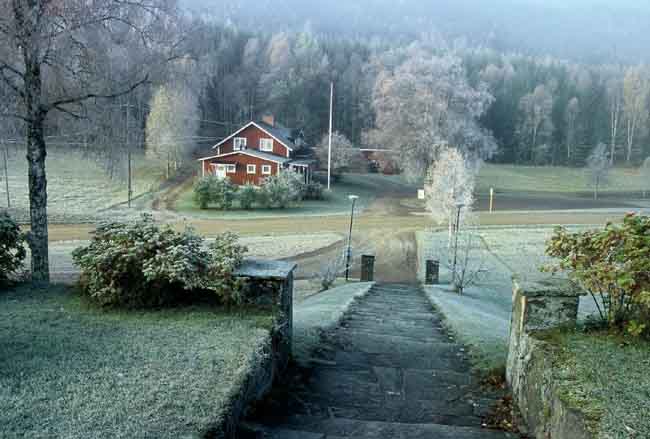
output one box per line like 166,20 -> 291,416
0,284 -> 274,439
418,225 -> 597,371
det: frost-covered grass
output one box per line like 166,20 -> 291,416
293,281 -> 374,363
418,225 -> 596,371
0,283 -> 273,439
553,332 -> 650,439
478,164 -> 648,195
0,146 -> 164,222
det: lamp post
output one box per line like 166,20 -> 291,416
451,202 -> 465,288
345,194 -> 359,281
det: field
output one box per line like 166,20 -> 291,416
0,146 -> 164,223
477,163 -> 649,195
0,284 -> 273,439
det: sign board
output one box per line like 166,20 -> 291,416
417,189 -> 425,200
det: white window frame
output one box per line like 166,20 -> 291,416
259,138 -> 274,152
246,164 -> 256,174
261,164 -> 272,175
225,164 -> 236,174
233,137 -> 247,151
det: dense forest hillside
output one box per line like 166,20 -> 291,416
182,0 -> 650,63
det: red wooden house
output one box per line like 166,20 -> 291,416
198,115 -> 315,186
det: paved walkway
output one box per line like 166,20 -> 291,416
241,283 -> 514,438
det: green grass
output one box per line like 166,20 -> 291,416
174,173 -> 410,219
0,284 -> 273,439
477,164 -> 648,195
553,331 -> 650,438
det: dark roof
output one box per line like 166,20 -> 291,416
236,149 -> 293,164
257,120 -> 296,149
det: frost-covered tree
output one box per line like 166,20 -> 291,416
516,84 -> 554,163
623,66 -> 650,163
587,143 -> 611,200
0,0 -> 178,281
425,148 -> 476,246
565,97 -> 580,162
316,131 -> 357,180
369,47 -> 496,181
606,76 -> 624,164
641,157 -> 650,198
146,85 -> 199,177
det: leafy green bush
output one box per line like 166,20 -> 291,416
238,183 -> 257,210
72,215 -> 247,307
545,213 -> 650,337
261,172 -> 303,208
0,212 -> 26,284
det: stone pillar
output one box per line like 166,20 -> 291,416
234,259 -> 297,370
425,260 -> 440,285
507,277 -> 587,438
361,255 -> 375,281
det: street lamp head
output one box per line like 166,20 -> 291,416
348,195 -> 359,201
455,202 -> 465,208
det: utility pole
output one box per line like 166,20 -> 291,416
327,81 -> 333,191
2,140 -> 10,208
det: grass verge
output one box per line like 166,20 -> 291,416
0,283 -> 273,439
552,331 -> 650,439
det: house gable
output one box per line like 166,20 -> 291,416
212,122 -> 293,158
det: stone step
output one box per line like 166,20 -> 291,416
244,416 -> 514,439
338,323 -> 446,340
311,348 -> 470,371
333,332 -> 462,356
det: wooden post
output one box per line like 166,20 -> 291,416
489,187 -> 494,213
425,260 -> 440,285
361,255 -> 375,282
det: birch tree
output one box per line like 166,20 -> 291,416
146,84 -> 199,177
369,47 -> 496,181
316,131 -> 357,180
623,66 -> 650,163
587,143 -> 610,200
565,97 -> 580,162
424,148 -> 476,247
0,0 -> 178,281
606,76 -> 624,164
516,84 -> 554,163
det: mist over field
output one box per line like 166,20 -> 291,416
181,0 -> 650,62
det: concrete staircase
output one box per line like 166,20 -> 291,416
240,283 -> 515,439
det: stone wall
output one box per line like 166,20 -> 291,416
507,278 -> 594,439
206,259 -> 296,438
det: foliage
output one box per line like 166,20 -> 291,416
544,214 -> 650,336
0,212 -> 26,283
316,131 -> 358,178
260,172 -> 303,208
238,183 -> 258,209
192,176 -> 238,210
72,215 -> 247,307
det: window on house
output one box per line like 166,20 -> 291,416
259,138 -> 274,152
226,164 -> 236,173
233,137 -> 247,151
247,164 -> 256,174
261,165 -> 272,175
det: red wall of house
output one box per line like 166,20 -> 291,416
202,154 -> 279,186
218,124 -> 290,157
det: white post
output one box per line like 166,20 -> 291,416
489,187 -> 494,213
327,81 -> 333,191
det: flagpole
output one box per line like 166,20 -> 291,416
327,81 -> 333,191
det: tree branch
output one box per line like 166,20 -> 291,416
45,74 -> 150,112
